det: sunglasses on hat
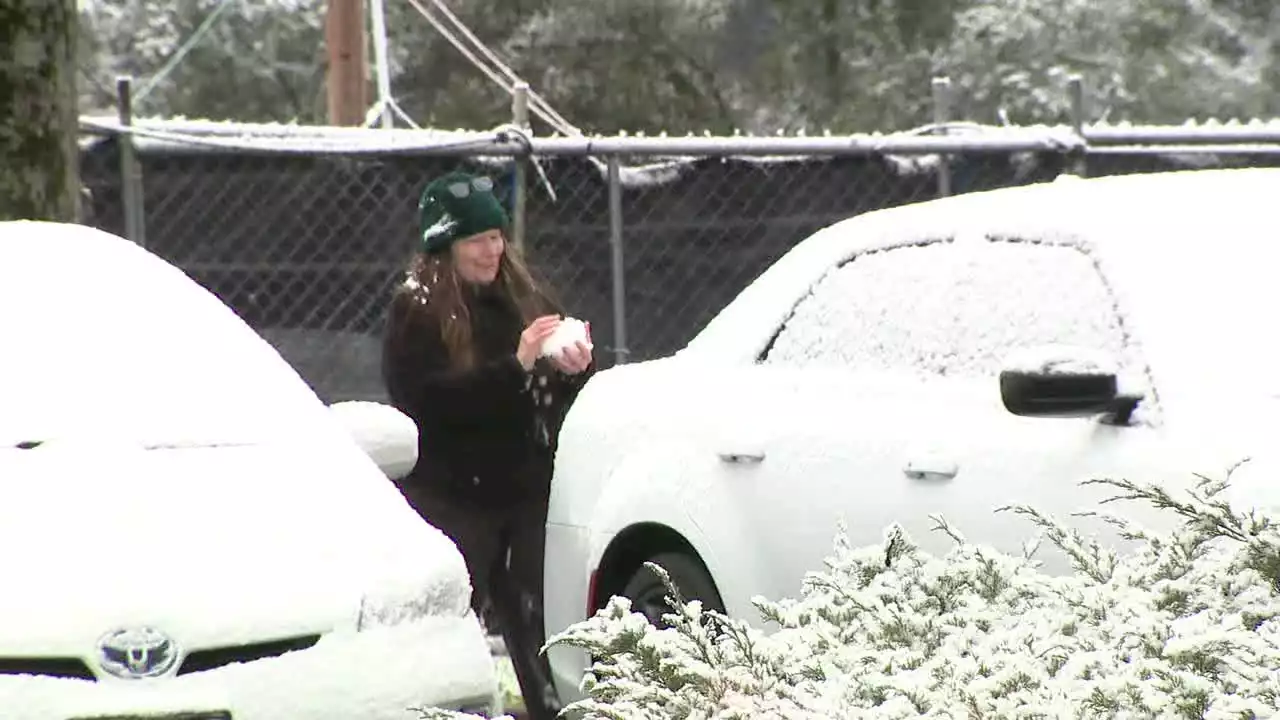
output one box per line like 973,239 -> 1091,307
446,176 -> 494,198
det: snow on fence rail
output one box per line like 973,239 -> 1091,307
75,117 -> 1280,407
78,115 -> 1280,161
79,116 -> 1091,157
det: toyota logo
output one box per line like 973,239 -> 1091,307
96,627 -> 179,679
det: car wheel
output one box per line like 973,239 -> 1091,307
620,552 -> 726,629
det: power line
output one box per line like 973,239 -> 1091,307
136,0 -> 240,104
400,0 -> 581,137
422,0 -> 581,135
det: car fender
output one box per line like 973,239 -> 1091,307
580,447 -> 769,626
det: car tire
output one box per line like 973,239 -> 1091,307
620,552 -> 726,629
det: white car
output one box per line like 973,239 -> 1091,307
0,222 -> 497,720
542,167 -> 1280,703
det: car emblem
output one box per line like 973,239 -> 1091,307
96,627 -> 179,679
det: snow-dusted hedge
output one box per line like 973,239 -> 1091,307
423,466 -> 1280,719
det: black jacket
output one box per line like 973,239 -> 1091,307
381,281 -> 592,508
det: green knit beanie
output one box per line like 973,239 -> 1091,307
416,171 -> 510,254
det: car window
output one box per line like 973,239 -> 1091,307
760,239 -> 958,373
760,238 -> 1132,380
944,237 -> 1130,377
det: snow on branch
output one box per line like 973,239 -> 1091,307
426,462 -> 1280,719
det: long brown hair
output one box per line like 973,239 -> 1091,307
397,237 -> 560,370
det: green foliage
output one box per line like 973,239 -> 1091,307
504,0 -> 736,134
79,0 -> 327,122
945,0 -> 1280,124
77,0 -> 1280,131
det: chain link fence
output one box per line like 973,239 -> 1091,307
75,118 -> 1280,405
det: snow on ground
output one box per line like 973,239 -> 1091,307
490,644 -> 526,715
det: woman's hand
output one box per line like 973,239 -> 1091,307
551,340 -> 593,375
517,315 -> 562,370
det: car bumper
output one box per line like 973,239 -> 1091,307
0,615 -> 498,720
542,521 -> 594,706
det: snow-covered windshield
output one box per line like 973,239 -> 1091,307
0,227 -> 322,448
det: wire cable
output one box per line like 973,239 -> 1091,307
402,0 -> 581,138
136,0 -> 240,103
401,0 -> 516,95
423,0 -> 581,135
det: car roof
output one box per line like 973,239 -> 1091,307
688,167 -> 1280,361
0,221 -> 322,446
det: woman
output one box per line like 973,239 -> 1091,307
381,170 -> 593,720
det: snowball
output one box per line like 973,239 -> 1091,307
540,317 -> 593,358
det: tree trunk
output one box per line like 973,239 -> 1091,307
0,0 -> 80,222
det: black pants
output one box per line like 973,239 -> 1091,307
405,485 -> 560,720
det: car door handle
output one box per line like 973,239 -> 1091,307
903,460 -> 958,481
719,451 -> 765,465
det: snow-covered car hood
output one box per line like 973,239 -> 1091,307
0,438 -> 469,657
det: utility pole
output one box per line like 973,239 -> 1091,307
326,0 -> 368,126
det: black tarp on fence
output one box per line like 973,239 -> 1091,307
76,136 -> 1280,403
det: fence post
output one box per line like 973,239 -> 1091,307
1067,74 -> 1089,177
116,76 -> 146,247
607,155 -> 629,365
510,82 -> 530,254
932,76 -> 952,197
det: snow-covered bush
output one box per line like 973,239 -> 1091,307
423,465 -> 1280,719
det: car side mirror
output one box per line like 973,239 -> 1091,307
999,345 -> 1140,424
328,401 -> 419,481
